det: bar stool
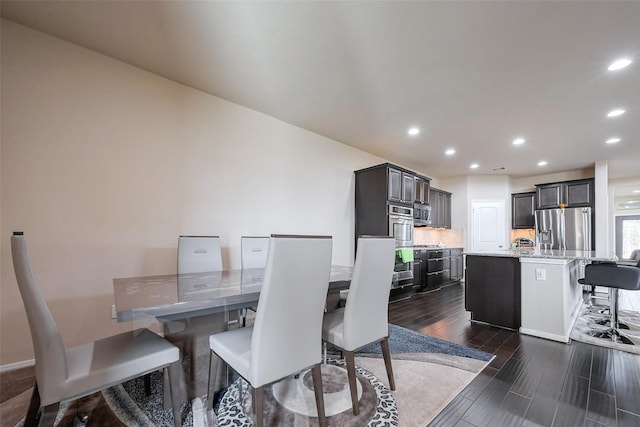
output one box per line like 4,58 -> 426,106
582,262 -> 640,345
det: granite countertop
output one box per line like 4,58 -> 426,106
464,248 -> 617,262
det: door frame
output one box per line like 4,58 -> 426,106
614,214 -> 640,259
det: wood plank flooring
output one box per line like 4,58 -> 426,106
388,283 -> 640,427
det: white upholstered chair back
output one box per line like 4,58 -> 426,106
343,237 -> 396,348
11,233 -> 68,401
178,235 -> 223,274
241,236 -> 269,269
250,235 -> 332,387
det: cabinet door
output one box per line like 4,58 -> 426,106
443,193 -> 451,229
414,177 -> 422,203
536,183 -> 564,209
423,180 -> 431,204
402,173 -> 415,203
412,256 -> 422,289
512,192 -> 536,229
388,168 -> 402,202
566,179 -> 593,207
437,192 -> 446,227
428,188 -> 439,227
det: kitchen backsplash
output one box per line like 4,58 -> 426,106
510,228 -> 535,243
414,228 -> 465,248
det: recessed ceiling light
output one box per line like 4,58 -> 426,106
470,163 -> 479,169
606,137 -> 621,144
607,109 -> 626,118
407,127 -> 420,136
537,161 -> 548,166
512,138 -> 525,145
445,148 -> 456,156
608,58 -> 633,71
633,190 -> 640,194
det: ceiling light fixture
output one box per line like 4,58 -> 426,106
606,137 -> 621,144
407,127 -> 420,136
607,109 -> 626,117
512,138 -> 525,145
470,163 -> 479,169
633,190 -> 640,194
537,161 -> 548,166
445,148 -> 456,156
608,58 -> 633,71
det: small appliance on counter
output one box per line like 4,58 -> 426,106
515,237 -> 535,248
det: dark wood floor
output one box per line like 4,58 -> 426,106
389,283 -> 640,427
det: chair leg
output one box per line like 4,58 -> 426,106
380,337 -> 396,391
168,361 -> 183,427
24,382 -> 41,427
311,364 -> 327,427
37,402 -> 59,427
252,386 -> 264,427
344,350 -> 360,415
144,373 -> 152,396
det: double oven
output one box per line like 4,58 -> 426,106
388,204 -> 414,288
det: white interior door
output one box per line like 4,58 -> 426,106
472,200 -> 506,252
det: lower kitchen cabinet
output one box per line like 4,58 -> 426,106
465,255 -> 521,330
416,247 -> 463,292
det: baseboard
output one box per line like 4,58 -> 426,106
0,358 -> 35,373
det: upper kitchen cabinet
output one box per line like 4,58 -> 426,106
428,188 -> 452,228
388,166 -> 415,204
512,192 -> 536,229
536,178 -> 594,209
414,175 -> 430,204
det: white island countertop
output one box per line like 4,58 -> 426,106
464,248 -> 617,262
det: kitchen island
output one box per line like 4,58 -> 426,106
464,248 -> 617,342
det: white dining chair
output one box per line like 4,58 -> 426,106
177,235 -> 223,274
239,236 -> 269,326
322,236 -> 396,415
167,235 -> 225,393
208,235 -> 332,427
11,232 -> 183,427
241,236 -> 269,269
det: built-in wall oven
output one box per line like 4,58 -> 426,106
388,204 -> 414,247
388,204 -> 414,288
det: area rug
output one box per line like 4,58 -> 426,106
570,303 -> 640,355
215,324 -> 493,427
14,325 -> 493,426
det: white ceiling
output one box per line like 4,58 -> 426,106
2,1 -> 640,180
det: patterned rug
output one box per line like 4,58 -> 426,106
570,303 -> 640,355
15,325 -> 493,426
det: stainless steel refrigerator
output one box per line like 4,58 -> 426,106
535,207 -> 592,250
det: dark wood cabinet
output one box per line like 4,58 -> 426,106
536,178 -> 594,209
566,179 -> 594,207
388,167 -> 415,204
443,193 -> 451,228
414,176 -> 430,204
416,248 -> 462,292
355,163 -> 430,242
428,188 -> 452,228
512,192 -> 536,229
465,255 -> 521,330
536,183 -> 563,209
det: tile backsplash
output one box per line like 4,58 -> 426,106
510,228 -> 536,243
414,227 -> 465,248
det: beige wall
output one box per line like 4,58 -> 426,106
0,20 -> 386,364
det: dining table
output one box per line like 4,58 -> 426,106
113,265 -> 353,402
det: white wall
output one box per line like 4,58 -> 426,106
0,20 -> 386,364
